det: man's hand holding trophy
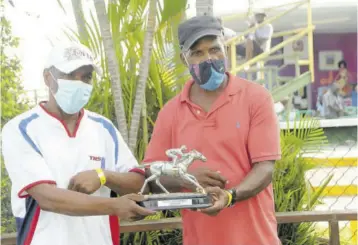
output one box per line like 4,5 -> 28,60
136,145 -> 229,212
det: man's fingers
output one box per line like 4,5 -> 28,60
77,186 -> 86,193
72,183 -> 81,192
204,179 -> 226,188
126,211 -> 146,222
206,171 -> 228,184
199,203 -> 221,214
133,204 -> 156,216
126,194 -> 147,202
78,186 -> 92,194
204,186 -> 221,194
211,194 -> 219,201
124,211 -> 138,221
67,178 -> 75,190
199,186 -> 226,216
129,214 -> 146,222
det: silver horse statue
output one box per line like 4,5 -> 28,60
138,145 -> 207,194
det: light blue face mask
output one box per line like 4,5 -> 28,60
51,77 -> 93,114
199,68 -> 226,91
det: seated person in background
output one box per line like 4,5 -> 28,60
236,10 -> 273,61
323,83 -> 345,119
335,60 -> 353,97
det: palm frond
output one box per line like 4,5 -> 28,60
275,116 -> 332,245
57,0 -> 187,243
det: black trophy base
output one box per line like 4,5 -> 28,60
138,192 -> 212,211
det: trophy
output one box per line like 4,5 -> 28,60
137,145 -> 212,211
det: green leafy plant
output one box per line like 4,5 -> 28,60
61,0 -> 189,157
274,116 -> 332,245
1,0 -> 29,233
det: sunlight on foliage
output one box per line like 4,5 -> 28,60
274,115 -> 332,245
57,0 -> 187,244
1,0 -> 29,233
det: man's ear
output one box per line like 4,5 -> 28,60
43,69 -> 51,87
180,53 -> 190,68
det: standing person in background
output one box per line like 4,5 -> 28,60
144,15 -> 281,245
216,17 -> 238,71
216,17 -> 237,41
1,43 -> 154,245
236,10 -> 273,61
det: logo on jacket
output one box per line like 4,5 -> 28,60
89,156 -> 106,169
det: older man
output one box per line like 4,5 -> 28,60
144,16 -> 281,245
2,43 -> 154,245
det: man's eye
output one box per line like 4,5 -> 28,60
211,47 -> 221,52
191,51 -> 202,57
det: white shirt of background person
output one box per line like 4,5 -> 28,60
223,27 -> 237,40
215,17 -> 237,41
247,12 -> 274,53
254,23 -> 273,52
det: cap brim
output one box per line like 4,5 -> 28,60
182,29 -> 223,51
254,12 -> 266,16
55,60 -> 102,77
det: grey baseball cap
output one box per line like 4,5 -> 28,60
178,15 -> 223,52
254,8 -> 267,16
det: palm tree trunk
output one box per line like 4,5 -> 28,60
141,92 -> 148,146
196,0 -> 213,16
128,0 -> 157,152
93,0 -> 129,142
71,0 -> 87,41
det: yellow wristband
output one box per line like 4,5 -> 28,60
224,190 -> 233,208
95,168 -> 106,186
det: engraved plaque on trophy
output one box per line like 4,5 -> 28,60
137,146 -> 212,211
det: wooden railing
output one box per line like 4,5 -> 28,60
1,210 -> 356,245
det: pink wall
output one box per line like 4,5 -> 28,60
311,33 -> 357,107
276,33 -> 357,108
